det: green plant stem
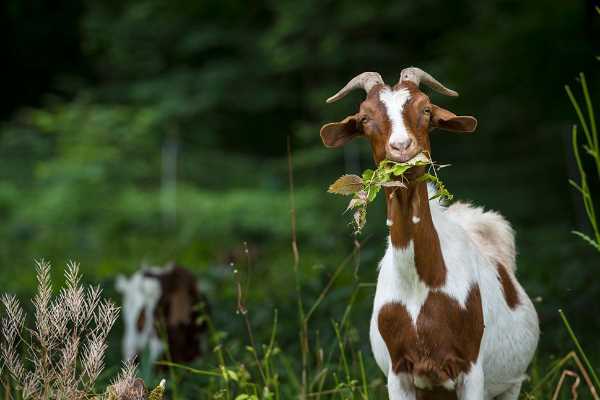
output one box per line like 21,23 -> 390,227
524,353 -> 573,398
287,137 -> 308,400
559,309 -> 600,390
332,322 -> 350,384
358,351 -> 369,400
571,125 -> 600,244
155,362 -> 221,377
566,84 -> 593,150
580,74 -> 599,150
304,240 -> 367,323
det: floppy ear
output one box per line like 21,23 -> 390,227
320,114 -> 362,148
430,105 -> 477,133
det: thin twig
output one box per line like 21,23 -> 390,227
551,370 -> 580,400
231,259 -> 267,385
559,310 -> 600,394
304,238 -> 368,324
287,136 -> 308,400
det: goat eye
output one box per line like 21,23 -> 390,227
423,107 -> 431,115
360,115 -> 370,124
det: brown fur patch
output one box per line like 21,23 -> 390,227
136,310 -> 145,332
386,183 -> 446,288
145,265 -> 209,363
497,263 -> 520,309
362,86 -> 392,163
416,388 -> 457,400
378,285 -> 484,397
168,286 -> 193,325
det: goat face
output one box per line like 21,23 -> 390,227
320,68 -> 477,167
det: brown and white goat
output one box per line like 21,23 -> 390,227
320,68 -> 539,400
116,263 -> 209,365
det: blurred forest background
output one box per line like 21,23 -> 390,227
1,0 -> 600,397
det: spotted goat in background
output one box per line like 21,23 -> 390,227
320,67 -> 539,400
116,263 -> 209,366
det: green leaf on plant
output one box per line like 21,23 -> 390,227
362,169 -> 374,181
572,231 -> 600,252
328,152 -> 453,234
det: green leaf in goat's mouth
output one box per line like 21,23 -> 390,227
328,152 -> 453,234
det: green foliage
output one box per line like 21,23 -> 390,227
154,242 -> 385,400
567,73 -> 600,252
328,154 -> 451,234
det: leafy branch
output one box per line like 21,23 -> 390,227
328,153 -> 453,234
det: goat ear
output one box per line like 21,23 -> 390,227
430,105 -> 477,133
320,114 -> 362,148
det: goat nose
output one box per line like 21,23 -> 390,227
390,138 -> 413,151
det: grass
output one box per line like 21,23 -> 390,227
2,256 -> 600,399
523,311 -> 599,400
150,142 -> 385,400
566,72 -> 600,253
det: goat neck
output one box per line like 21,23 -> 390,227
385,177 -> 446,288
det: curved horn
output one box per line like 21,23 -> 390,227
326,72 -> 384,103
399,67 -> 459,97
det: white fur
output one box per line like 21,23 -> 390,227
369,192 -> 539,399
387,370 -> 416,400
380,88 -> 412,145
116,269 -> 164,363
459,360 -> 485,400
446,201 -> 517,271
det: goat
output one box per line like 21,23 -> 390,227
320,68 -> 539,400
116,263 -> 209,366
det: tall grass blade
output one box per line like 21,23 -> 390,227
559,309 -> 600,391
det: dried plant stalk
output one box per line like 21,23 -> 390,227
0,260 -> 161,400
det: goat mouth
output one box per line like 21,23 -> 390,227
385,149 -> 423,163
387,151 -> 430,180
386,153 -> 414,163
386,149 -> 429,163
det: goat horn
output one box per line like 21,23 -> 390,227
399,67 -> 459,97
326,72 -> 384,103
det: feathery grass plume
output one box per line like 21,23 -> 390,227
105,360 -> 148,400
0,260 -> 120,399
1,293 -> 26,381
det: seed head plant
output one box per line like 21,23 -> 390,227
0,260 -> 165,400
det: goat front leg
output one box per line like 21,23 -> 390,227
387,367 -> 416,400
457,362 -> 485,400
